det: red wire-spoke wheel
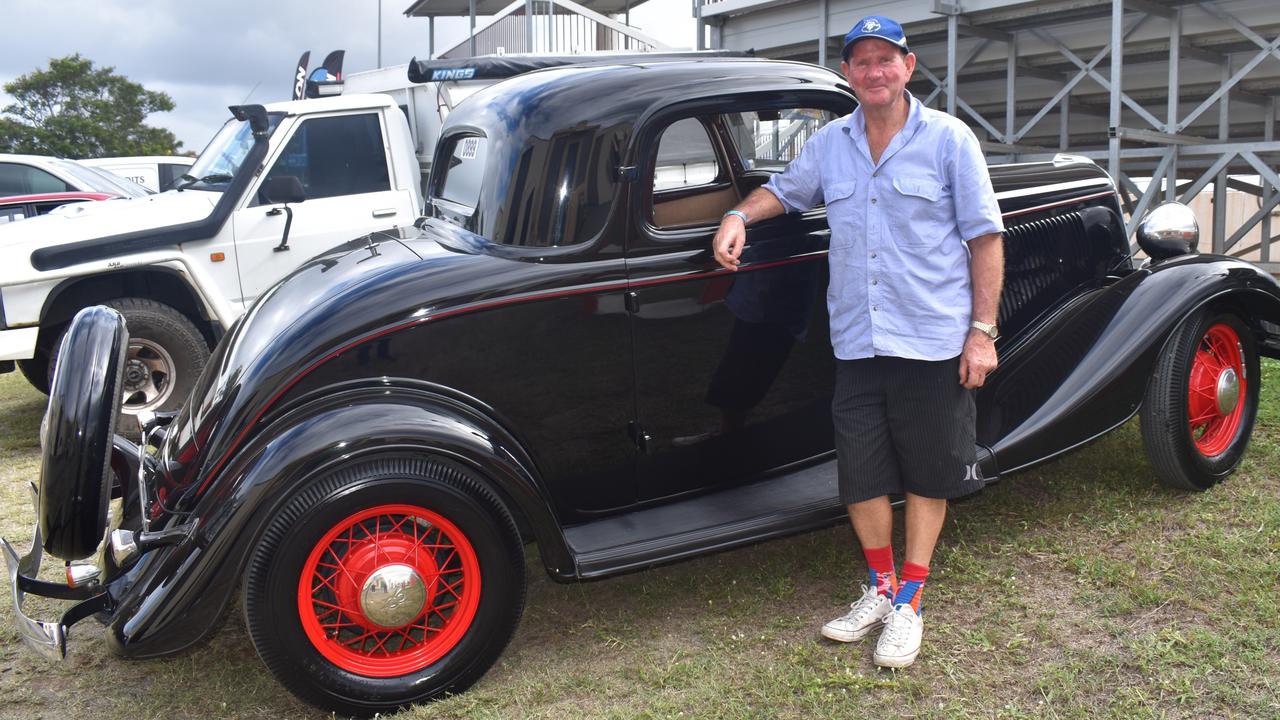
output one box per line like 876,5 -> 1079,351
298,504 -> 482,676
244,458 -> 526,717
1142,311 -> 1260,491
1186,323 -> 1247,458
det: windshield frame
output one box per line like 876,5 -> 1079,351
183,112 -> 285,192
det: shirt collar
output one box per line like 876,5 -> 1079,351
842,91 -> 926,139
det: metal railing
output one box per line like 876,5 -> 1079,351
441,0 -> 667,58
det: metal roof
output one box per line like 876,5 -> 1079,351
404,0 -> 653,17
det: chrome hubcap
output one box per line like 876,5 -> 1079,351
359,563 -> 427,628
1216,367 -> 1240,416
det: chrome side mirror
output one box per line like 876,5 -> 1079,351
1136,202 -> 1199,260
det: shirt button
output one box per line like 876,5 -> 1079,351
870,252 -> 877,259
872,305 -> 879,311
871,198 -> 877,204
872,278 -> 879,285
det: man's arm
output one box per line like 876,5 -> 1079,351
959,232 -> 1004,389
712,188 -> 786,271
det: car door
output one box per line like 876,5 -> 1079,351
626,102 -> 843,502
231,111 -> 411,303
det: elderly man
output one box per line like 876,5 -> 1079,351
712,15 -> 1004,668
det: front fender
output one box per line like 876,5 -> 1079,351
105,385 -> 568,658
983,254 -> 1280,475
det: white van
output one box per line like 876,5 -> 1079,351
81,155 -> 195,192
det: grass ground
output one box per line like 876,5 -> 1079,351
0,364 -> 1277,720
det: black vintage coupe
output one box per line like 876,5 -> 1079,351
5,58 -> 1280,716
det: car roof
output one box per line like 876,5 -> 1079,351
445,58 -> 851,143
0,191 -> 118,204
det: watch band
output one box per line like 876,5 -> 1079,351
970,320 -> 999,339
723,209 -> 749,224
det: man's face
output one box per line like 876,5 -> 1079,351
840,38 -> 916,109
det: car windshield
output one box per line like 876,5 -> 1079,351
183,114 -> 283,191
49,158 -> 151,198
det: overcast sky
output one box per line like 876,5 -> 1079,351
2,0 -> 696,154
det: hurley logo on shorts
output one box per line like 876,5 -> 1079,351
962,463 -> 982,482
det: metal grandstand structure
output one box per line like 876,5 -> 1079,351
697,0 -> 1280,270
405,0 -> 667,59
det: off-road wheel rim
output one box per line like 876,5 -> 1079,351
297,503 -> 482,677
121,338 -> 176,412
1187,322 -> 1247,457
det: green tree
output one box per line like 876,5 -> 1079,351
0,54 -> 182,158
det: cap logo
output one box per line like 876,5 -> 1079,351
862,18 -> 881,32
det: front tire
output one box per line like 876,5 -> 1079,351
243,456 -> 526,717
39,306 -> 127,560
1140,311 -> 1260,490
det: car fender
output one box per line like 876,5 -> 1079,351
105,385 -> 568,658
985,254 -> 1280,476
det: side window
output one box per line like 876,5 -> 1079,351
654,118 -> 721,192
0,163 -> 72,197
650,117 -> 736,230
722,108 -> 836,171
256,113 -> 390,204
0,206 -> 27,223
158,163 -> 188,191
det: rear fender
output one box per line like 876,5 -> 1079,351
105,385 -> 567,658
985,255 -> 1280,475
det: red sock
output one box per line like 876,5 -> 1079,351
863,545 -> 897,598
894,561 -> 930,613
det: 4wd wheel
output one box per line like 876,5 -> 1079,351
1140,311 -> 1260,490
243,456 -> 526,717
49,298 -> 209,434
17,355 -> 51,395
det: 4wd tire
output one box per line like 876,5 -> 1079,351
39,306 -> 127,560
1140,311 -> 1260,490
49,298 -> 209,434
243,456 -> 526,717
17,355 -> 51,395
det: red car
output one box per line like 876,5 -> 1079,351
0,191 -> 119,225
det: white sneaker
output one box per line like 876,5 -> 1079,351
821,585 -> 893,642
874,603 -> 924,668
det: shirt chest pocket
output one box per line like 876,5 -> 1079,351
890,176 -> 950,247
822,181 -> 857,249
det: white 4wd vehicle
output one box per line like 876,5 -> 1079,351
0,94 -> 421,425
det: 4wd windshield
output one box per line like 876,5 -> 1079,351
183,113 -> 283,191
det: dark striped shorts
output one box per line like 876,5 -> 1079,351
833,355 -> 984,505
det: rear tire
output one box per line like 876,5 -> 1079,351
1140,311 -> 1259,490
243,456 -> 526,717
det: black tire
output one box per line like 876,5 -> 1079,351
243,456 -> 526,717
1140,311 -> 1260,490
49,298 -> 210,435
17,354 -> 51,395
39,306 -> 127,560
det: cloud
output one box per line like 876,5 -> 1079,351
3,0 -> 693,151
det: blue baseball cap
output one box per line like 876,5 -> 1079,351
841,16 -> 910,60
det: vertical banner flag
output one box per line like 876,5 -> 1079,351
291,51 -> 311,101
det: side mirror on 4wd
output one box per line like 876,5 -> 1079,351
262,176 -> 306,252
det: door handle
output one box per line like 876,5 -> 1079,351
372,208 -> 397,218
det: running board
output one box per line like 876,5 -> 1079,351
564,458 -> 845,579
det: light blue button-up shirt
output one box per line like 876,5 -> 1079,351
763,93 -> 1004,361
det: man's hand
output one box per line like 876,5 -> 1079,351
713,214 -> 746,271
959,330 -> 998,389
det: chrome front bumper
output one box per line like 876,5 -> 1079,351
1,483 -> 109,661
